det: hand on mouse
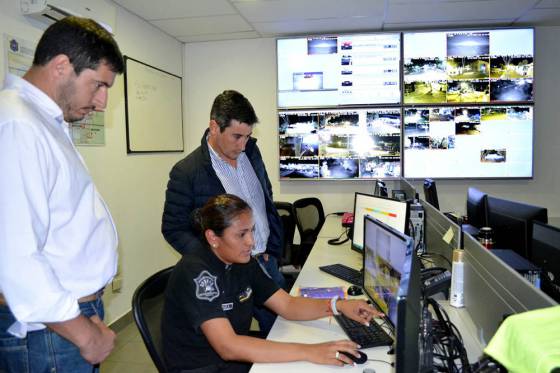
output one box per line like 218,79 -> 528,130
303,340 -> 360,366
337,299 -> 383,326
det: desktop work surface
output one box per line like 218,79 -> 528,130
250,217 -> 483,373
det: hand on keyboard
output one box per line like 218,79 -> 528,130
336,299 -> 383,326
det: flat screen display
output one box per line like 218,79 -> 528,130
403,105 -> 533,178
403,29 -> 534,104
363,216 -> 413,326
279,108 -> 401,179
352,192 -> 409,253
277,33 -> 401,108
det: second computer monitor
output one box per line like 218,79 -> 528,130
532,221 -> 560,302
466,187 -> 488,228
423,178 -> 440,210
351,192 -> 409,253
487,196 -> 547,258
363,215 -> 422,372
363,215 -> 414,326
374,179 -> 389,198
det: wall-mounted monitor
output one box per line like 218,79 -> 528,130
277,33 -> 401,108
403,28 -> 533,104
403,105 -> 533,178
279,107 -> 401,179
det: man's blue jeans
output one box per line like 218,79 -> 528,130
254,255 -> 286,336
0,299 -> 104,373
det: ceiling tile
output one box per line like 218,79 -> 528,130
112,0 -> 236,20
179,31 -> 261,43
384,19 -> 512,31
534,0 -> 560,8
386,0 -> 531,24
151,15 -> 253,36
233,0 -> 385,23
252,15 -> 385,35
515,8 -> 560,24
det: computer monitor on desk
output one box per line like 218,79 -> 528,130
462,187 -> 488,237
532,221 -> 560,302
486,196 -> 547,259
395,176 -> 418,202
420,199 -> 461,269
466,187 -> 488,229
363,215 -> 422,372
463,233 -> 557,344
423,178 -> 439,210
374,179 -> 389,198
351,192 -> 409,253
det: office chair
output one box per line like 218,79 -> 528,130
274,201 -> 299,290
292,197 -> 325,266
132,266 -> 174,373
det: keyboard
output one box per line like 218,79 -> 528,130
319,263 -> 362,286
334,314 -> 393,348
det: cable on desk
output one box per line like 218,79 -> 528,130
326,212 -> 346,218
426,298 -> 470,373
328,227 -> 350,245
366,358 -> 394,367
419,252 -> 452,268
470,355 -> 507,373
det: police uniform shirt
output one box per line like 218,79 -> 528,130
162,241 -> 280,372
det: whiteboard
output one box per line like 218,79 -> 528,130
124,57 -> 184,153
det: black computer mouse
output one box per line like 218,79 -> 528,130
340,350 -> 368,364
347,285 -> 363,296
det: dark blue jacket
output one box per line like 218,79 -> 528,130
162,129 -> 283,259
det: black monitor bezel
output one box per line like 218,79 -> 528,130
486,195 -> 547,258
395,253 -> 422,373
466,187 -> 488,228
531,221 -> 560,302
361,214 -> 415,331
423,178 -> 440,210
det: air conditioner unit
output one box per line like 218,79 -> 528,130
21,0 -> 116,33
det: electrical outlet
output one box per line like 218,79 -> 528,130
111,277 -> 122,293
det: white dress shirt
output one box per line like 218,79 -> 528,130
0,74 -> 118,337
208,142 -> 270,255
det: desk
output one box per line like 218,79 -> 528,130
250,217 -> 484,373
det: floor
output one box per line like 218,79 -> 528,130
101,322 -> 158,373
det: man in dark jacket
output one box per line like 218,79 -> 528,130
162,90 -> 284,335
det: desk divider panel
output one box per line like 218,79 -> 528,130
462,233 -> 557,345
394,177 -> 418,201
421,199 -> 461,269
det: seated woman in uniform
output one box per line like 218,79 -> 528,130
162,194 -> 382,373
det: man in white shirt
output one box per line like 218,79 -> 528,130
0,16 -> 123,373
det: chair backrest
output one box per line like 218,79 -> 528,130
292,197 -> 325,265
132,266 -> 174,373
274,201 -> 296,265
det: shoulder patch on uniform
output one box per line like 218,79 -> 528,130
193,270 -> 220,302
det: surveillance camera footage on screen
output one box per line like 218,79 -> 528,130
278,108 -> 401,179
276,28 -> 534,180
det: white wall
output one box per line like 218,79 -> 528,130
0,0 -> 184,323
184,28 -> 560,220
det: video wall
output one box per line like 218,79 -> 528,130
279,108 -> 401,179
276,28 -> 534,180
403,29 -> 533,104
277,33 -> 401,108
403,105 -> 533,178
